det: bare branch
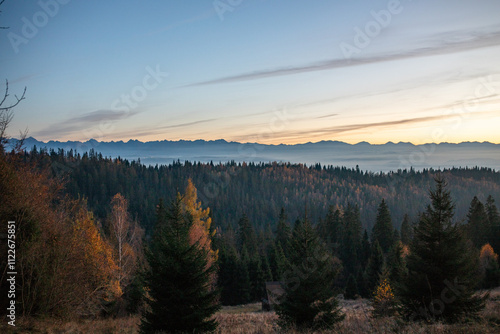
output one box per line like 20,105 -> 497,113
0,80 -> 27,111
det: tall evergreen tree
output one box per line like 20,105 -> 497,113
277,218 -> 344,330
360,229 -> 371,268
466,196 -> 490,248
399,177 -> 486,323
400,214 -> 413,245
371,199 -> 394,254
218,243 -> 241,305
365,240 -> 385,294
387,241 -> 406,285
237,214 -> 258,254
276,207 -> 291,256
268,241 -> 288,281
485,195 -> 500,253
319,206 -> 342,253
340,203 -> 362,275
141,196 -> 220,333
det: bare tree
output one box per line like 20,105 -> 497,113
0,1 -> 27,149
110,193 -> 143,292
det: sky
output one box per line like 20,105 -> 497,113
1,0 -> 500,145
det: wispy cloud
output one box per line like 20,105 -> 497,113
231,110 -> 500,143
33,109 -> 140,138
109,118 -> 218,139
186,28 -> 500,87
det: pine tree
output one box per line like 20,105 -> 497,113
237,214 -> 258,254
371,199 -> 394,254
141,196 -> 220,333
319,206 -> 342,253
485,195 -> 500,254
365,240 -> 385,294
466,196 -> 490,248
360,229 -> 371,268
400,214 -> 413,245
387,241 -> 406,285
340,203 -> 362,275
398,177 -> 486,323
276,218 -> 344,330
218,244 -> 241,305
276,207 -> 291,256
248,251 -> 265,301
269,241 -> 288,281
237,247 -> 252,304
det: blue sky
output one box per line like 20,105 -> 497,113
1,0 -> 500,144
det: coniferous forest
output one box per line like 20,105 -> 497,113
2,145 -> 500,332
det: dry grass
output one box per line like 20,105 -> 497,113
2,288 -> 499,333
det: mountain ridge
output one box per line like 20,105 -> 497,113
8,137 -> 500,172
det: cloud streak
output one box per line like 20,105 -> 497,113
231,110 -> 500,143
33,109 -> 140,138
186,28 -> 500,87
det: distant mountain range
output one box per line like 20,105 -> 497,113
8,137 -> 500,172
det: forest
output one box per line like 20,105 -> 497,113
1,144 -> 500,332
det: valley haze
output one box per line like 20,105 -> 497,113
11,137 -> 500,173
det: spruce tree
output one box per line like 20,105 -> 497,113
277,218 -> 344,330
365,240 -> 385,294
400,214 -> 413,245
237,247 -> 252,304
319,206 -> 342,252
269,241 -> 288,281
219,244 -> 240,305
237,214 -> 258,254
276,207 -> 291,256
340,203 -> 362,275
141,196 -> 220,333
466,196 -> 490,248
371,199 -> 394,254
399,177 -> 486,323
485,195 -> 500,253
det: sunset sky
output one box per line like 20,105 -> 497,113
1,0 -> 500,145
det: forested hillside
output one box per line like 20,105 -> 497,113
23,147 -> 500,234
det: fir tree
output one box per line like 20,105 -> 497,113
340,203 -> 362,275
237,247 -> 252,304
387,241 -> 406,285
277,218 -> 344,330
371,199 -> 394,254
237,214 -> 258,254
248,251 -> 265,301
276,207 -> 291,256
141,196 -> 220,333
399,177 -> 486,323
360,229 -> 371,268
400,214 -> 413,245
485,195 -> 500,253
218,244 -> 241,305
466,196 -> 490,248
365,240 -> 385,294
269,241 -> 288,281
319,206 -> 342,252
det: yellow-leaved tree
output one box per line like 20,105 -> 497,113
181,179 -> 218,267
